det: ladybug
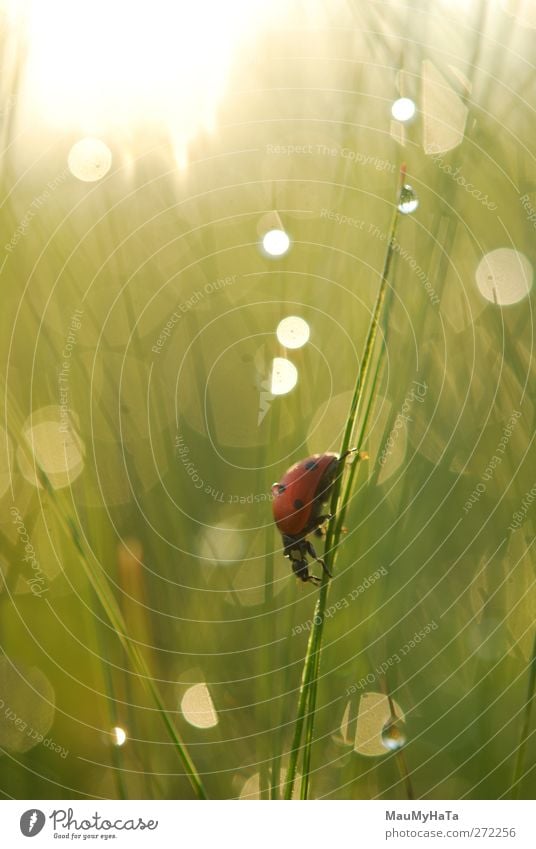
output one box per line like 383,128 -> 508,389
272,451 -> 355,585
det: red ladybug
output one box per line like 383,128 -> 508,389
272,451 -> 354,585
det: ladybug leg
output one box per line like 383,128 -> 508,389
313,513 -> 333,538
340,448 -> 369,464
306,574 -> 322,586
305,539 -> 333,579
290,556 -> 321,585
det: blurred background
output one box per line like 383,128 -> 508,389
0,0 -> 534,800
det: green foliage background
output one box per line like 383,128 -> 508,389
0,0 -> 534,800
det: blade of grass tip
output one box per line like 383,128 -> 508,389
288,166 -> 407,800
511,631 -> 536,798
36,468 -> 208,800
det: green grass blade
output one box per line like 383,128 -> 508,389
285,167 -> 406,800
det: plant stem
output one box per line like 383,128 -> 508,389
300,354 -> 385,799
286,166 -> 407,800
282,598 -> 318,799
511,631 -> 536,798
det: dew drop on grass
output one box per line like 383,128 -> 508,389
112,726 -> 127,746
354,692 -> 405,757
398,184 -> 419,214
381,717 -> 407,751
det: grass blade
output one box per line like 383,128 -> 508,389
285,166 -> 407,800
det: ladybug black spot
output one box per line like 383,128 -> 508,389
294,499 -> 304,509
305,460 -> 318,470
277,484 -> 286,494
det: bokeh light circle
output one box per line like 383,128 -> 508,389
391,97 -> 416,121
276,315 -> 310,349
262,229 -> 290,257
475,248 -> 533,305
68,137 -> 112,182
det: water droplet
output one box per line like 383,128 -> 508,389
111,726 -> 127,746
381,717 -> 407,750
398,184 -> 419,214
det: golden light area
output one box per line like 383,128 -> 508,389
276,316 -> 310,349
475,248 -> 533,305
180,683 -> 218,729
501,0 -> 536,28
15,0 -> 286,141
354,692 -> 405,757
270,357 -> 298,395
422,59 -> 468,154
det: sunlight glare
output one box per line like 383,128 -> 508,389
20,0 -> 285,138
